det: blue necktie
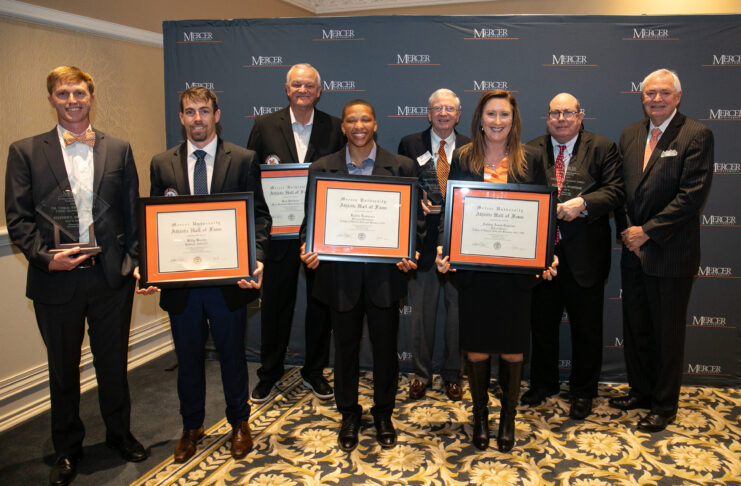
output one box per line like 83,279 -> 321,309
193,149 -> 208,195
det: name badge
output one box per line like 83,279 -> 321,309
416,151 -> 432,166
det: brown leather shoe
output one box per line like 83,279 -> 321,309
445,381 -> 463,401
231,420 -> 253,459
409,379 -> 427,399
174,427 -> 204,463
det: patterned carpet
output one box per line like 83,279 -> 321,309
132,368 -> 741,485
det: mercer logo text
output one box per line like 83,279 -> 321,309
473,28 -> 509,38
251,56 -> 283,66
183,31 -> 213,42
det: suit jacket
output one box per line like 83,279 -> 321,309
615,112 -> 714,277
149,139 -> 272,313
302,146 -> 420,312
5,127 -> 139,304
398,127 -> 470,270
438,144 -> 547,290
526,130 -> 625,287
247,107 -> 343,261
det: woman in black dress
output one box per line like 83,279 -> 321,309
436,90 -> 557,452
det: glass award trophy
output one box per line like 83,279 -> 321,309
36,186 -> 108,254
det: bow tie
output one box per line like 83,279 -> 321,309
63,129 -> 96,147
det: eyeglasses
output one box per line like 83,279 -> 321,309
431,106 -> 459,113
548,110 -> 579,120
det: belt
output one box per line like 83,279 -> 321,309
77,255 -> 99,268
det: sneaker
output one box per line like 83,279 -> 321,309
250,379 -> 276,403
302,375 -> 334,399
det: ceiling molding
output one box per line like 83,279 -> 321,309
0,0 -> 162,47
283,0 -> 496,14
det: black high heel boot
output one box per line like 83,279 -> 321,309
497,358 -> 523,452
466,357 -> 491,450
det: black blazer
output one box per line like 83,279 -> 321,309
398,127 -> 470,270
302,146 -> 420,312
526,130 -> 625,287
615,112 -> 714,278
149,139 -> 272,313
438,144 -> 547,290
247,107 -> 344,260
5,128 -> 139,304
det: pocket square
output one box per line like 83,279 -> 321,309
661,149 -> 678,157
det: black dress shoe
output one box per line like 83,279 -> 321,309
374,417 -> 396,448
250,379 -> 277,403
520,387 -> 558,406
49,454 -> 80,486
106,432 -> 148,462
569,397 -> 593,420
637,412 -> 676,432
338,415 -> 361,452
608,394 -> 650,411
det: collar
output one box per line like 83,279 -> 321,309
187,137 -> 218,159
57,123 -> 92,138
345,142 -> 377,166
650,109 -> 677,133
290,107 -> 315,127
550,133 -> 578,155
430,129 -> 456,151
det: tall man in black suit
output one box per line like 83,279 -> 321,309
612,69 -> 714,432
247,63 -> 343,402
5,66 -> 146,486
398,88 -> 469,402
137,87 -> 271,462
300,100 -> 420,452
522,93 -> 624,419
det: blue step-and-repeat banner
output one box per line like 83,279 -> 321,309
163,15 -> 740,386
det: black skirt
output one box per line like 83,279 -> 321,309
456,270 -> 534,354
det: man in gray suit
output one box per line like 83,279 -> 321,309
612,69 -> 714,432
397,89 -> 469,401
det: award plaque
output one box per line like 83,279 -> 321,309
36,186 -> 109,254
442,181 -> 557,273
421,190 -> 442,215
305,173 -> 417,264
137,193 -> 257,288
260,163 -> 308,239
548,168 -> 596,202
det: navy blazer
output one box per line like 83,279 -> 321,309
526,130 -> 624,287
302,146 -> 421,312
5,128 -> 139,304
149,139 -> 272,313
615,112 -> 713,278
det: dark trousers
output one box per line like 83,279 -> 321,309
259,240 -> 331,383
330,294 -> 399,419
33,265 -> 135,457
530,257 -> 605,398
621,259 -> 693,415
408,266 -> 461,385
169,287 -> 250,429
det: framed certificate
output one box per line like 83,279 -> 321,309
305,173 -> 417,264
442,181 -> 557,273
137,193 -> 257,288
260,163 -> 308,239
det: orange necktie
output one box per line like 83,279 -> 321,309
436,140 -> 449,197
63,129 -> 96,147
643,128 -> 661,170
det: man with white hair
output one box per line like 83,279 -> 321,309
612,68 -> 714,432
247,63 -> 343,404
398,89 -> 470,401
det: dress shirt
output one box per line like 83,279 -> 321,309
56,124 -> 94,243
430,130 -> 456,169
290,107 -> 314,163
550,134 -> 578,170
646,109 -> 677,146
345,143 -> 377,175
186,138 -> 218,194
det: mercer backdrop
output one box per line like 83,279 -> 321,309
162,15 -> 740,387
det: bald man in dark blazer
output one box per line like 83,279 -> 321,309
612,69 -> 713,432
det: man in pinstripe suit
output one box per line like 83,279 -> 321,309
611,69 -> 714,432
